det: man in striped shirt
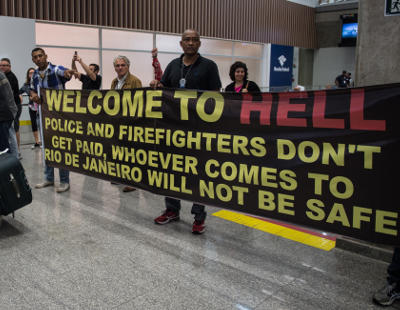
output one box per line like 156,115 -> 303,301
30,47 -> 75,193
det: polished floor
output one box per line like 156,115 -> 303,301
0,130 -> 395,309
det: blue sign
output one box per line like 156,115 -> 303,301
342,23 -> 358,38
269,44 -> 294,89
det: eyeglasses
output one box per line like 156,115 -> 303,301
0,64 -> 10,67
114,64 -> 127,67
182,37 -> 200,42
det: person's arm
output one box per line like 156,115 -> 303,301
71,54 -> 81,80
71,55 -> 77,72
77,56 -> 96,81
208,62 -> 222,91
29,76 -> 41,104
55,65 -> 75,80
153,58 -> 163,81
0,73 -> 17,117
64,70 -> 75,79
248,81 -> 261,92
152,48 -> 163,81
225,83 -> 234,92
150,80 -> 163,88
30,90 -> 40,104
151,60 -> 171,88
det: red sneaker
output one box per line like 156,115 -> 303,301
192,220 -> 205,234
154,210 -> 180,225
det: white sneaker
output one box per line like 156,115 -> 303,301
56,183 -> 70,193
35,180 -> 54,189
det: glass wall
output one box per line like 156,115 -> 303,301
35,23 -> 100,90
35,22 -> 264,90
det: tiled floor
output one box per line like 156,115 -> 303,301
0,133 -> 395,309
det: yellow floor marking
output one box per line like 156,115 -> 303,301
212,210 -> 336,251
20,120 -> 31,126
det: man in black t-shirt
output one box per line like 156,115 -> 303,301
71,53 -> 102,90
335,70 -> 348,88
150,29 -> 222,235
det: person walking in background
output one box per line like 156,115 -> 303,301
19,67 -> 41,149
110,55 -> 142,193
225,61 -> 261,93
346,72 -> 354,87
71,52 -> 102,90
335,70 -> 348,88
30,47 -> 75,193
150,29 -> 222,234
0,58 -> 22,158
0,71 -> 17,153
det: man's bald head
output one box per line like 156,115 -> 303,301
182,29 -> 200,39
180,29 -> 201,56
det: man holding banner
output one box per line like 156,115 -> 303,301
373,247 -> 400,306
150,29 -> 222,234
30,47 -> 75,193
110,55 -> 142,193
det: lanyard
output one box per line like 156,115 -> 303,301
180,63 -> 194,88
179,55 -> 198,88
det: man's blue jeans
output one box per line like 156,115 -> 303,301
45,164 -> 69,184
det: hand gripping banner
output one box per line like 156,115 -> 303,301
40,84 -> 400,245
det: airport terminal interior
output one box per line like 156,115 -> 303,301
1,0 -> 400,309
0,130 -> 393,309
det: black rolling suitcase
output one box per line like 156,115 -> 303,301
0,151 -> 32,215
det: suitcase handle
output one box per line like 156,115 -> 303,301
9,173 -> 21,198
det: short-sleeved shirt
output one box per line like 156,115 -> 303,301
160,54 -> 221,91
335,74 -> 348,88
81,74 -> 102,90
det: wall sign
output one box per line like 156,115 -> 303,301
269,44 -> 294,91
385,0 -> 400,16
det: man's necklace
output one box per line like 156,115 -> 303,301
39,69 -> 46,80
179,55 -> 198,88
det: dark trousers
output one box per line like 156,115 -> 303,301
388,247 -> 400,284
14,105 -> 22,132
0,121 -> 12,152
165,197 -> 206,222
29,108 -> 38,132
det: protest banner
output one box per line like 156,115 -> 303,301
41,84 -> 400,245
